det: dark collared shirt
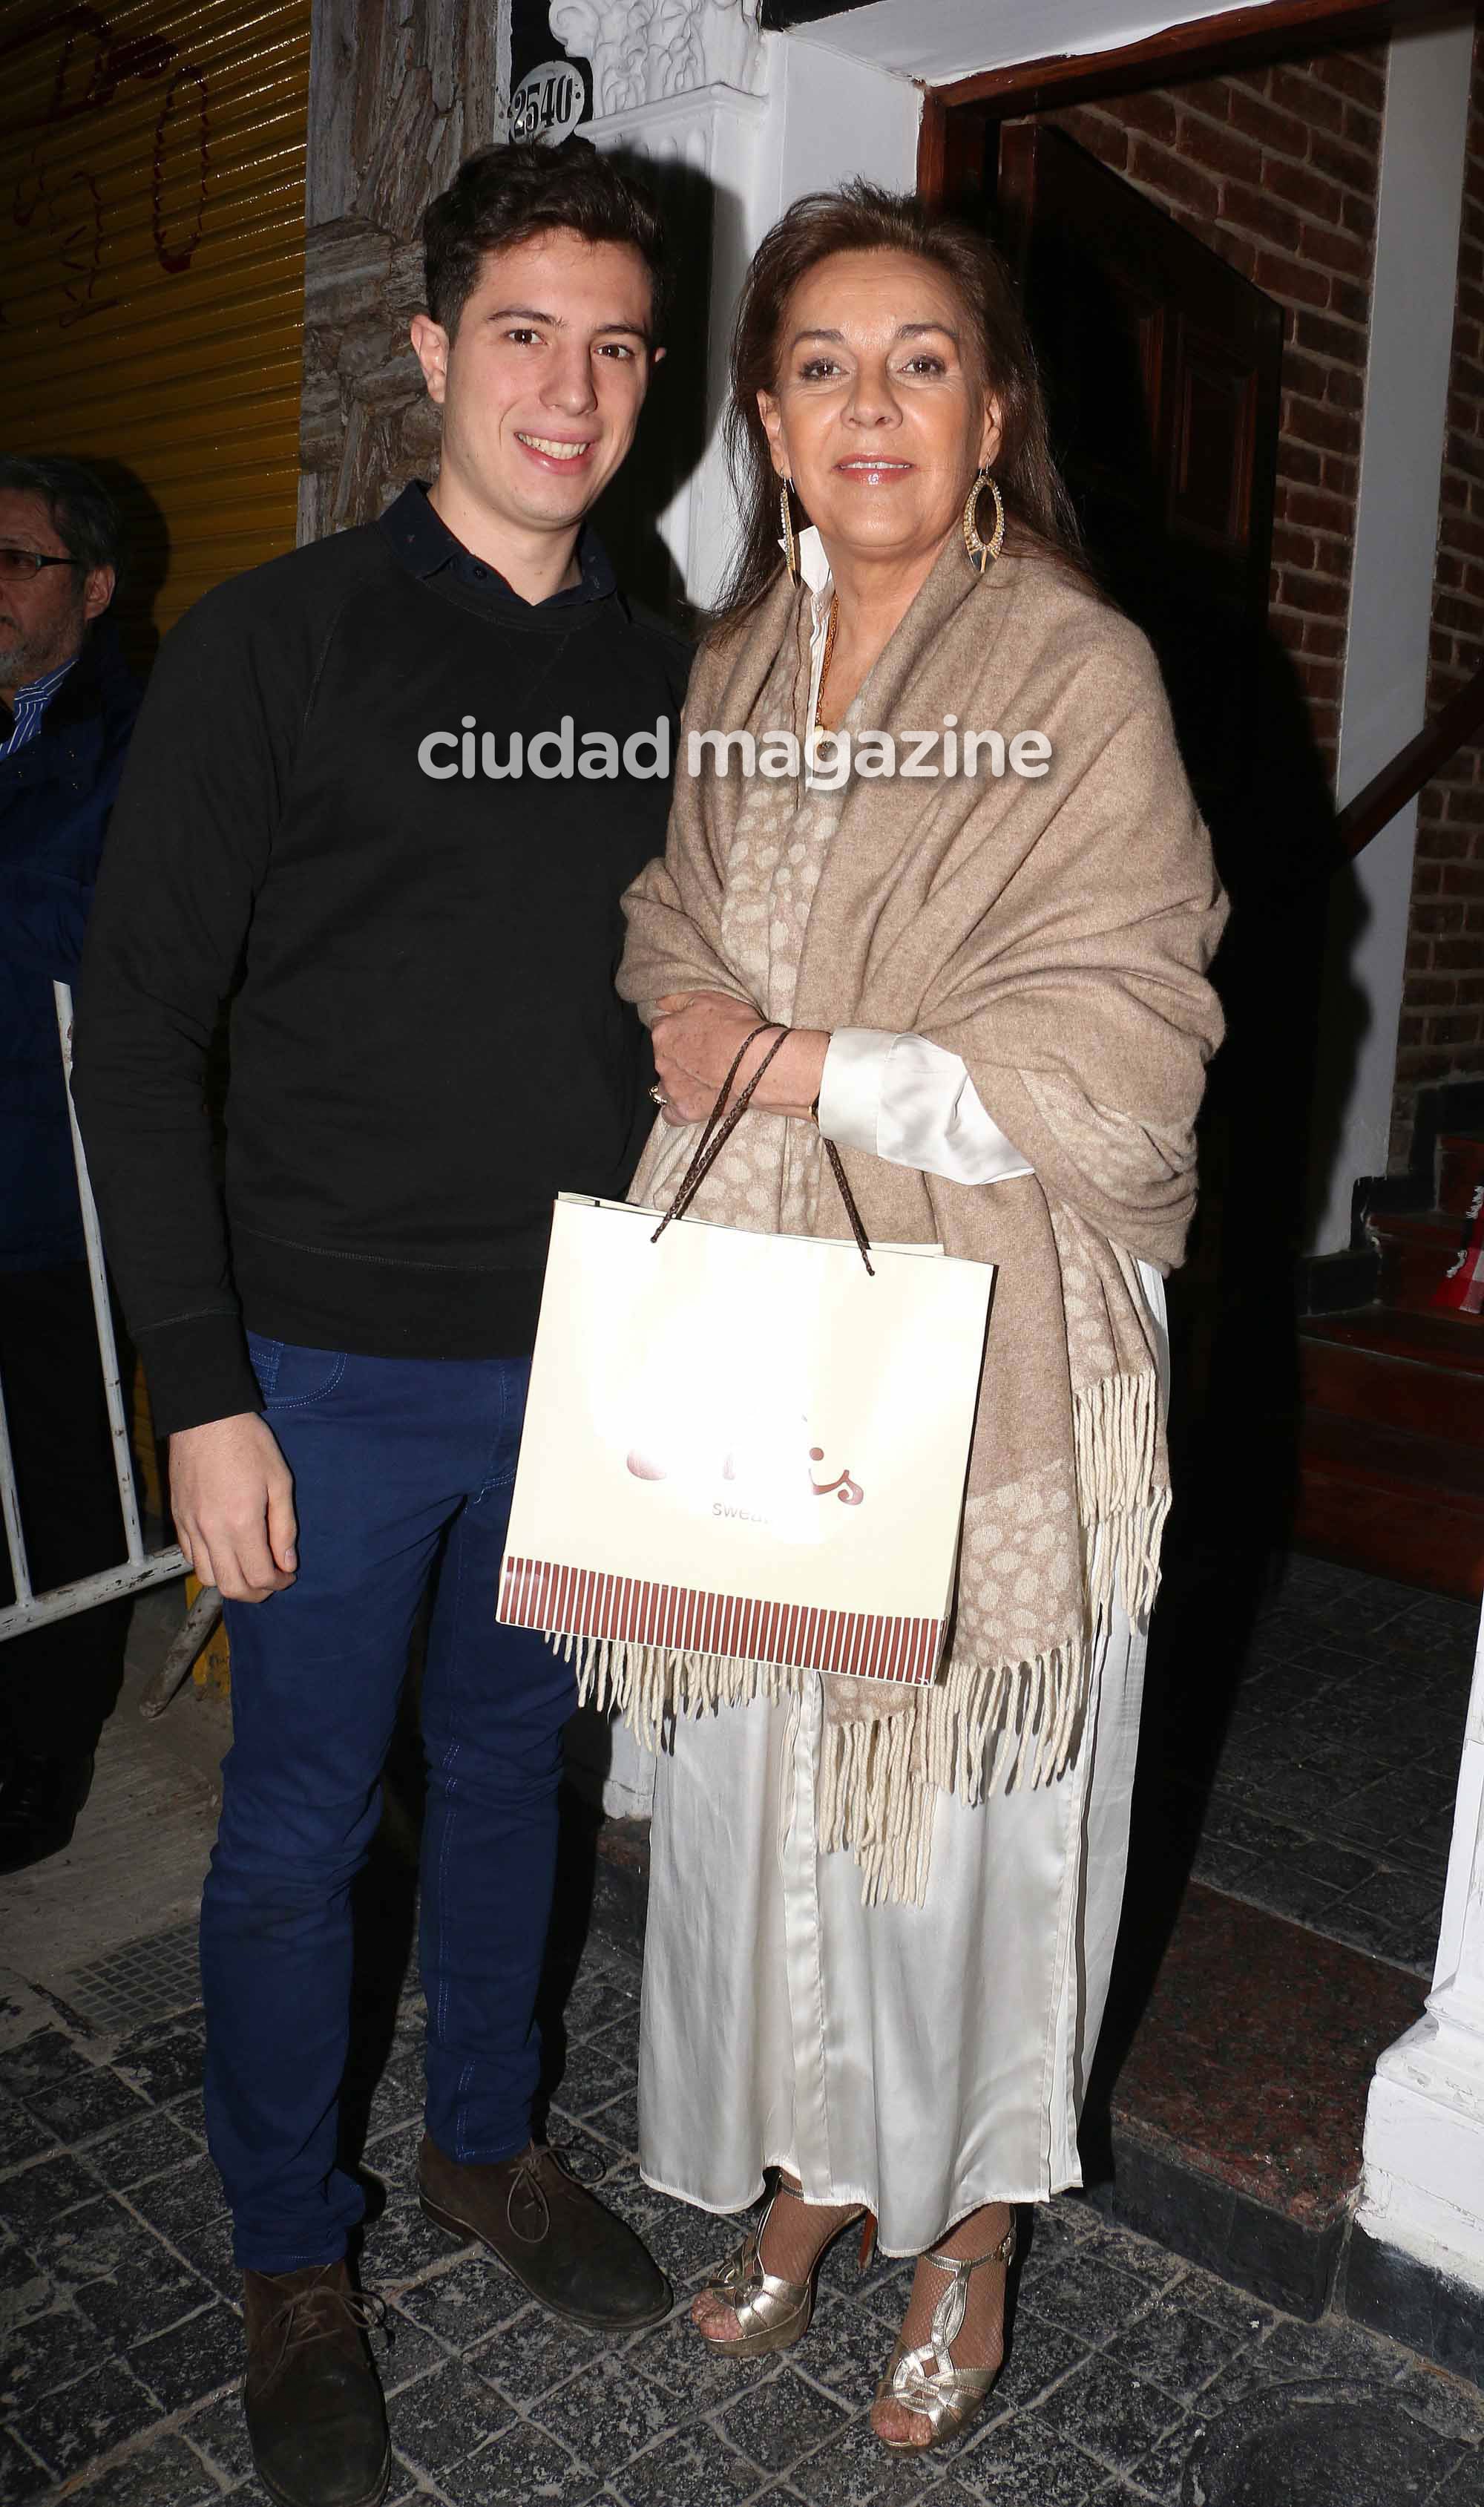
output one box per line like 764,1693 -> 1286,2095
385,479 -> 620,611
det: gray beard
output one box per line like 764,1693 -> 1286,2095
0,618 -> 73,691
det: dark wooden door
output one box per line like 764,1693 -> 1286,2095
993,123 -> 1284,831
984,122 -> 1333,1603
979,122 -> 1336,2135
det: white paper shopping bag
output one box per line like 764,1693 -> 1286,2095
498,1194 -> 991,1686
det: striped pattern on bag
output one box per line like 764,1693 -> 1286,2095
498,1555 -> 944,1685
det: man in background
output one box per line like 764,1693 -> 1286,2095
0,456 -> 137,1875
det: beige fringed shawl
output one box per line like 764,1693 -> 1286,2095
590,530 -> 1226,1904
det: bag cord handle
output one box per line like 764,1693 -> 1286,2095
651,1022 -> 875,1277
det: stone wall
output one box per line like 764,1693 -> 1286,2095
1017,46 -> 1385,787
298,0 -> 506,541
1391,19 -> 1484,1169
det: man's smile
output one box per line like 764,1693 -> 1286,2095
516,432 -> 596,466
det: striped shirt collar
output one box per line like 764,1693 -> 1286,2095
0,655 -> 76,758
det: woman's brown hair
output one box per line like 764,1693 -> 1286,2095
715,180 -> 1085,634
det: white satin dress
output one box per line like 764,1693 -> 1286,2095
634,1020 -> 1169,2255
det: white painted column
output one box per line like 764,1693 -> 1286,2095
760,32 -> 921,214
582,77 -> 772,609
1307,19 -> 1473,1251
551,14 -> 767,1810
1359,1595 -> 1484,2287
573,44 -> 919,606
561,74 -> 770,1811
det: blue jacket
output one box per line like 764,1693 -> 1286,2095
1,625 -> 140,1271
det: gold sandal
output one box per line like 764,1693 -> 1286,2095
694,2180 -> 877,2361
872,2215 -> 1017,2451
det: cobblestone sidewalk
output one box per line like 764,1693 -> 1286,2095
5,1927 -> 1484,2507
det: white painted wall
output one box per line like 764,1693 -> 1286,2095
1308,17 -> 1474,1251
697,38 -> 921,600
759,27 -> 922,206
777,0 -> 1286,85
577,38 -> 919,614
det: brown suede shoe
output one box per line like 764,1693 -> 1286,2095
418,2134 -> 672,2331
242,2261 -> 391,2507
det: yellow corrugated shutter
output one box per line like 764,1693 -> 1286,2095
0,0 -> 310,643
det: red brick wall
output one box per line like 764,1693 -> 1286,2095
1391,22 -> 1484,1169
1011,49 -> 1385,782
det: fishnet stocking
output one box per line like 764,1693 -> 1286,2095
692,2175 -> 861,2344
870,2201 -> 1014,2450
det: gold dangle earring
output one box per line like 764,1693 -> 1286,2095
781,477 -> 801,586
963,466 -> 1006,574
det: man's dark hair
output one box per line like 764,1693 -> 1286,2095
0,456 -> 122,574
422,138 -> 667,341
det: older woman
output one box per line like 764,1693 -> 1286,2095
601,183 -> 1226,2453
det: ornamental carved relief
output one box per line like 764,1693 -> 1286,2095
298,0 -> 499,539
548,0 -> 765,117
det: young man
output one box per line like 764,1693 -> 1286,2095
0,457 -> 137,1874
75,142 -> 687,2507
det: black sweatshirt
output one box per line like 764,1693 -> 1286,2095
73,485 -> 690,1437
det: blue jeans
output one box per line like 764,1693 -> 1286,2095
201,1337 -> 575,2272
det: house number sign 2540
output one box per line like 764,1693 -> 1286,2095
511,61 -> 587,144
